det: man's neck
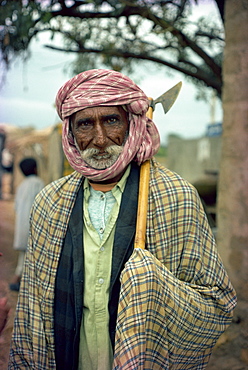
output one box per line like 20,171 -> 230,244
89,182 -> 118,192
89,168 -> 127,185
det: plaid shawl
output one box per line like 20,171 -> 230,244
9,159 -> 237,369
112,161 -> 237,369
55,69 -> 160,181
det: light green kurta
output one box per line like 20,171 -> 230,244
79,166 -> 130,370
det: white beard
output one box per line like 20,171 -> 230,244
76,144 -> 123,170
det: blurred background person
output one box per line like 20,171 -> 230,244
9,158 -> 44,292
0,127 -> 6,200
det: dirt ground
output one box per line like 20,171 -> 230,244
0,174 -> 247,370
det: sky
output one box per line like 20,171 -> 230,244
0,1 -> 222,144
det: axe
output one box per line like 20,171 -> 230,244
134,81 -> 182,249
149,81 -> 182,114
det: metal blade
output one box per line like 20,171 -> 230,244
153,81 -> 182,114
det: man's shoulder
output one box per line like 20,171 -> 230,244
36,171 -> 83,204
150,159 -> 194,190
149,159 -> 201,210
27,175 -> 45,187
17,175 -> 40,191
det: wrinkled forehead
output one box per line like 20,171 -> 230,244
70,105 -> 129,125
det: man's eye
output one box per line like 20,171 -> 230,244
105,117 -> 118,125
77,120 -> 93,129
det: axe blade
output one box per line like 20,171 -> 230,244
153,81 -> 182,114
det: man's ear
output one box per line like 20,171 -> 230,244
69,116 -> 73,133
70,111 -> 77,133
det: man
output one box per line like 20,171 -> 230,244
9,158 -> 44,291
9,69 -> 237,370
0,126 -> 6,199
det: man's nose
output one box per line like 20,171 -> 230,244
92,123 -> 107,147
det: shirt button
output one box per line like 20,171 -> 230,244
100,194 -> 105,200
99,227 -> 104,234
100,246 -> 105,251
99,278 -> 104,285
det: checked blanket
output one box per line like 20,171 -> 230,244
8,159 -> 236,369
114,248 -> 229,369
113,161 -> 236,369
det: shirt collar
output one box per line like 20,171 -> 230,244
83,164 -> 131,195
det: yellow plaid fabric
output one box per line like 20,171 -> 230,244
8,159 -> 236,369
113,160 -> 236,369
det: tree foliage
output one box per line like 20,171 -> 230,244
0,0 -> 224,97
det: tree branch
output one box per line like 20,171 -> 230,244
47,3 -> 222,77
44,43 -> 222,93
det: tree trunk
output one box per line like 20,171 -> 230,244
215,0 -> 248,367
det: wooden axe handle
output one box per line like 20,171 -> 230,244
134,160 -> 150,249
134,99 -> 153,249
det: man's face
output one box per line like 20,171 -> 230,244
71,106 -> 129,169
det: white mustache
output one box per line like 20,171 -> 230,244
81,146 -> 123,160
75,144 -> 123,169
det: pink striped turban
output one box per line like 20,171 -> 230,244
56,69 -> 160,181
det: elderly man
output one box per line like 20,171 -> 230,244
9,69 -> 236,370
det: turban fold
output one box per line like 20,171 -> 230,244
56,69 -> 160,181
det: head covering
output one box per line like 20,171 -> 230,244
19,158 -> 37,176
56,69 -> 160,181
